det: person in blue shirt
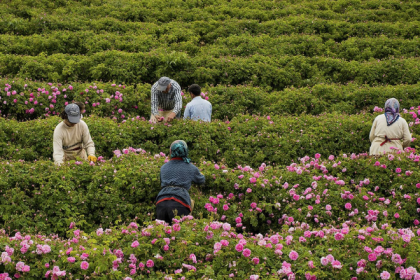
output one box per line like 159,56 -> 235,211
183,84 -> 212,122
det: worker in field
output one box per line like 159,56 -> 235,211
369,98 -> 412,155
150,77 -> 182,123
184,84 -> 212,122
53,103 -> 96,165
155,140 -> 205,224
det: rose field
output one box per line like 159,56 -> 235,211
2,0 -> 420,279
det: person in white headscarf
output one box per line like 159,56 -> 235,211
369,98 -> 412,155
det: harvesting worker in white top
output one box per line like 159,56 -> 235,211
369,98 -> 411,155
184,84 -> 212,122
53,103 -> 96,165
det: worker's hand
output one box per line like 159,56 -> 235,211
150,115 -> 158,123
88,155 -> 97,163
166,112 -> 177,122
157,116 -> 165,122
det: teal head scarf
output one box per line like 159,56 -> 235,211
170,140 -> 191,163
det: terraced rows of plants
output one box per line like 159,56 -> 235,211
1,0 -> 420,279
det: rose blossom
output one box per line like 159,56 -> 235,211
289,250 -> 299,261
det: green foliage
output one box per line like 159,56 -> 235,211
0,150 -> 419,237
3,109 -> 418,167
1,51 -> 420,87
3,79 -> 420,121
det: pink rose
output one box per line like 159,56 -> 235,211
235,243 -> 244,252
380,271 -> 390,280
331,260 -> 342,269
242,248 -> 251,258
80,261 -> 89,270
368,253 -> 377,262
173,224 -> 181,232
334,233 -> 344,241
321,257 -> 329,266
308,261 -> 315,268
146,259 -> 154,268
289,250 -> 299,261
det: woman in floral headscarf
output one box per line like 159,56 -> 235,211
369,98 -> 412,155
155,140 -> 205,224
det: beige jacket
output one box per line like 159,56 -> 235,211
53,120 -> 95,165
369,114 -> 411,155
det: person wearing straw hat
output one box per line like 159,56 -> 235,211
150,77 -> 182,123
369,98 -> 412,155
155,140 -> 205,224
53,103 -> 96,165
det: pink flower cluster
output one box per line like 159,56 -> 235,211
320,255 -> 342,269
45,266 -> 66,278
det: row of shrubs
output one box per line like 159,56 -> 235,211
1,215 -> 418,279
1,51 -> 420,87
1,109 -> 419,166
1,32 -> 420,62
1,147 -> 419,237
2,12 -> 420,40
2,79 -> 420,120
2,0 -> 420,28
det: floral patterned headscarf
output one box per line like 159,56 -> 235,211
384,98 -> 400,126
169,140 -> 191,163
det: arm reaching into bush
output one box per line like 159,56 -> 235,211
193,166 -> 205,185
81,121 -> 95,159
402,119 -> 412,148
53,126 -> 65,165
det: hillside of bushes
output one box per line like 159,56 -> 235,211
1,0 -> 420,279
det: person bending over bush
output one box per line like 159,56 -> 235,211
53,103 -> 96,165
155,140 -> 205,224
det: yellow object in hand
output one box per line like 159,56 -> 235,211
88,155 -> 97,163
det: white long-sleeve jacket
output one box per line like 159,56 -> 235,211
53,120 -> 95,165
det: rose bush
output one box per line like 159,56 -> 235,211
4,79 -> 420,121
2,0 -> 420,278
0,215 -> 420,279
1,143 -> 420,237
1,51 -> 420,88
1,105 -> 420,166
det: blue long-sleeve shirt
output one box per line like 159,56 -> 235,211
183,96 -> 212,122
156,159 -> 205,209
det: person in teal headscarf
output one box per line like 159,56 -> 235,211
155,140 -> 205,224
369,98 -> 412,155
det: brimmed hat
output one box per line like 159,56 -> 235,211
156,77 -> 171,91
65,103 -> 81,124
